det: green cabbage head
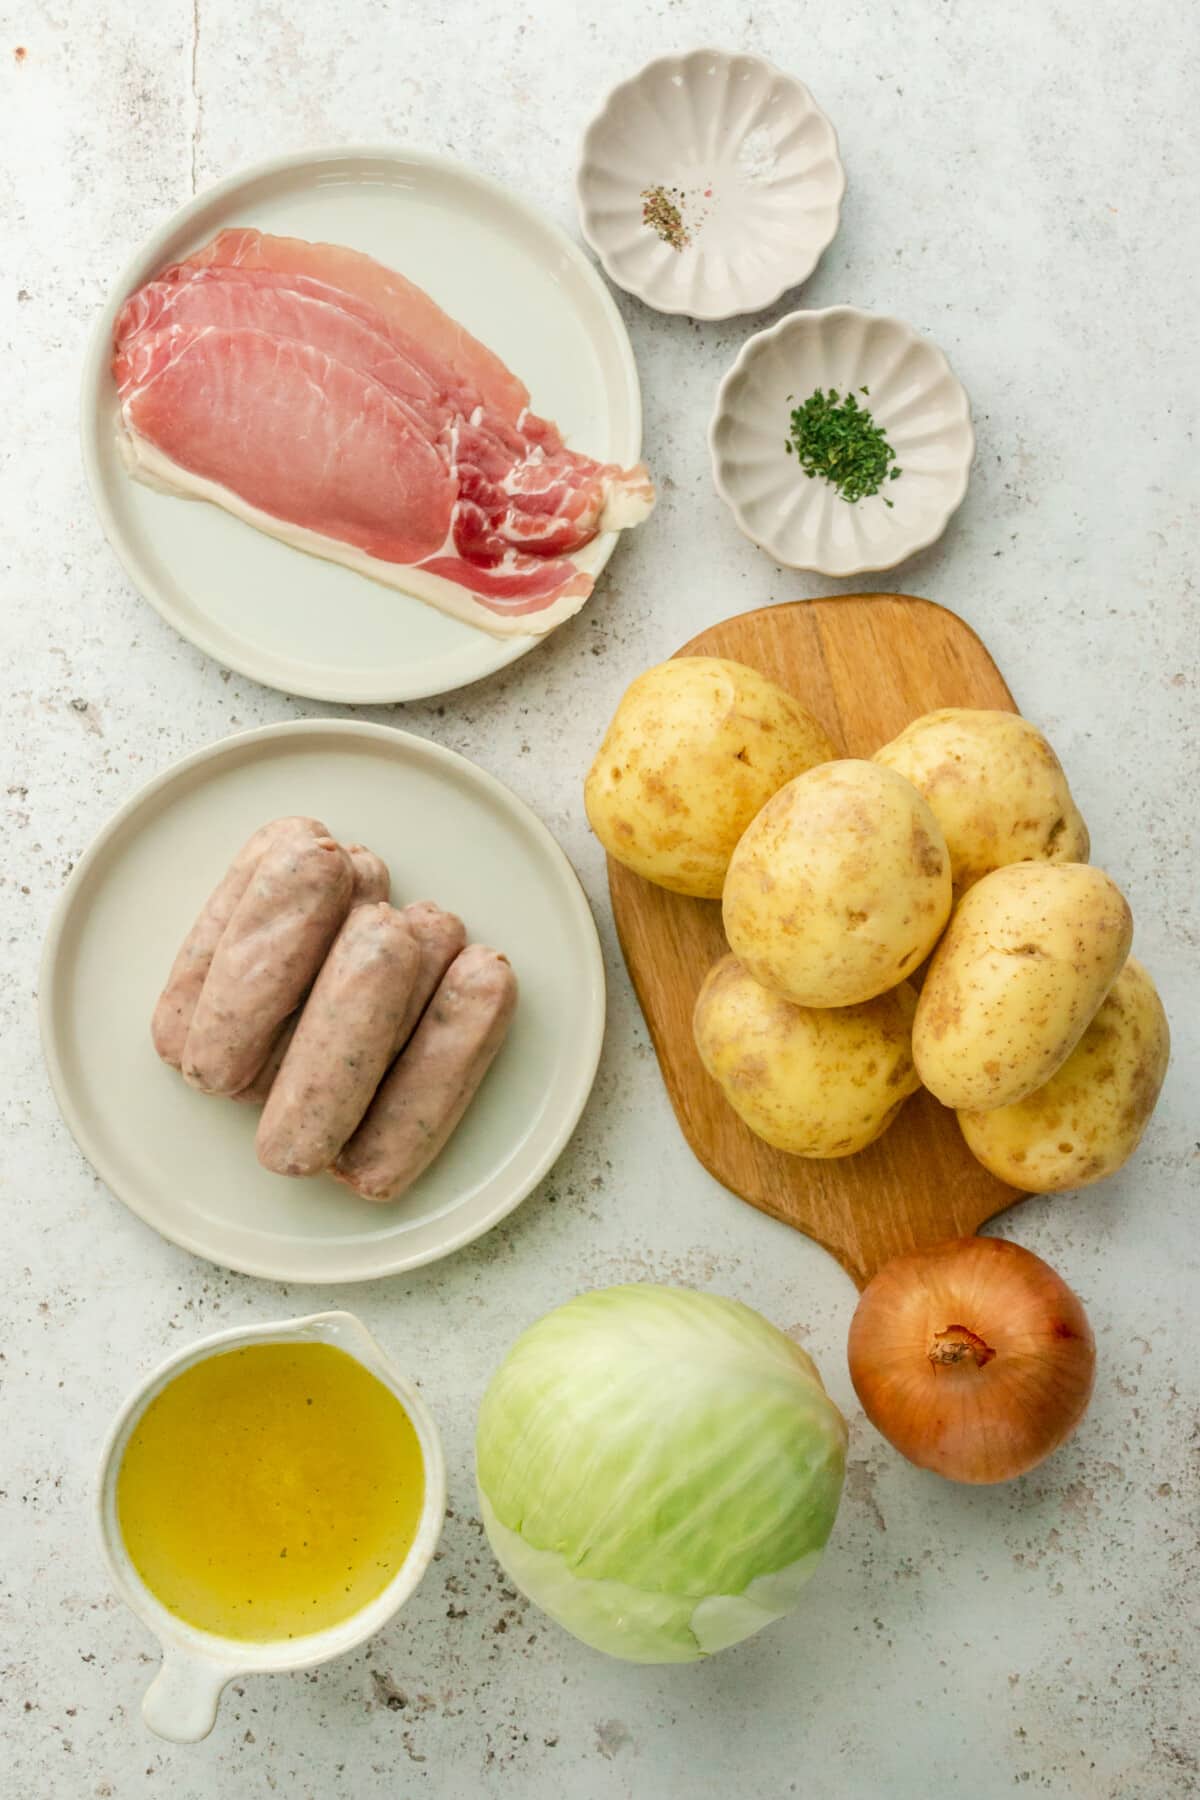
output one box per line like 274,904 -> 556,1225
475,1284 -> 847,1663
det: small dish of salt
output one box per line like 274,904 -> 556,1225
576,49 -> 845,320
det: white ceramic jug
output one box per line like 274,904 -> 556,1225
96,1310 -> 446,1742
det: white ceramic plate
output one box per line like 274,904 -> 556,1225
577,49 -> 844,320
81,147 -> 643,703
710,307 -> 975,576
39,721 -> 605,1282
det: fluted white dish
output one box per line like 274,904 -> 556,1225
710,307 -> 975,575
576,50 -> 845,320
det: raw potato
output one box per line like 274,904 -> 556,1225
693,955 -> 921,1157
913,862 -> 1133,1112
873,708 -> 1090,896
958,957 -> 1169,1190
722,760 -> 952,1007
584,657 -> 835,897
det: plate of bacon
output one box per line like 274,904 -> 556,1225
82,147 -> 654,702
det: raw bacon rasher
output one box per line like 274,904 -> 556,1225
113,230 -> 654,635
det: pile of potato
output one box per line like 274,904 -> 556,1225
585,657 -> 1169,1189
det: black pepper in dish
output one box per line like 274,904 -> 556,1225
640,184 -> 690,250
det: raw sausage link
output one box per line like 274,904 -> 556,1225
393,901 -> 467,1049
231,841 -> 391,1105
181,830 -> 353,1095
229,1012 -> 297,1107
151,815 -> 327,1067
334,944 -> 517,1202
344,844 -> 391,906
255,903 -> 420,1176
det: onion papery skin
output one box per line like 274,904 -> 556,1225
847,1237 -> 1096,1484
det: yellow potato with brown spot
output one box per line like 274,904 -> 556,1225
958,957 -> 1169,1190
584,658 -> 835,898
913,862 -> 1133,1112
873,708 -> 1090,896
722,760 -> 952,1007
693,955 -> 921,1157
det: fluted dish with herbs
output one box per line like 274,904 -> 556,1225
710,306 -> 975,576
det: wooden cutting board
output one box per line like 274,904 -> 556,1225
607,593 -> 1030,1290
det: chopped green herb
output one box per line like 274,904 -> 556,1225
784,386 -> 902,505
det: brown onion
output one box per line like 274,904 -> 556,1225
847,1237 -> 1096,1484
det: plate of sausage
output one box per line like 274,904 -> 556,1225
39,720 -> 605,1281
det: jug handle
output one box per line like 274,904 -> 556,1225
142,1647 -> 235,1742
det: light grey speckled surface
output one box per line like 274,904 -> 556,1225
2,2 -> 1198,1796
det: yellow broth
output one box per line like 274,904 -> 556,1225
116,1341 -> 424,1641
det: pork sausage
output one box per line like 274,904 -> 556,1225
151,815 -> 327,1067
344,844 -> 391,906
393,901 -> 467,1049
229,1012 -> 297,1107
334,944 -> 517,1202
255,903 -> 420,1176
231,840 -> 392,1105
181,829 -> 353,1095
